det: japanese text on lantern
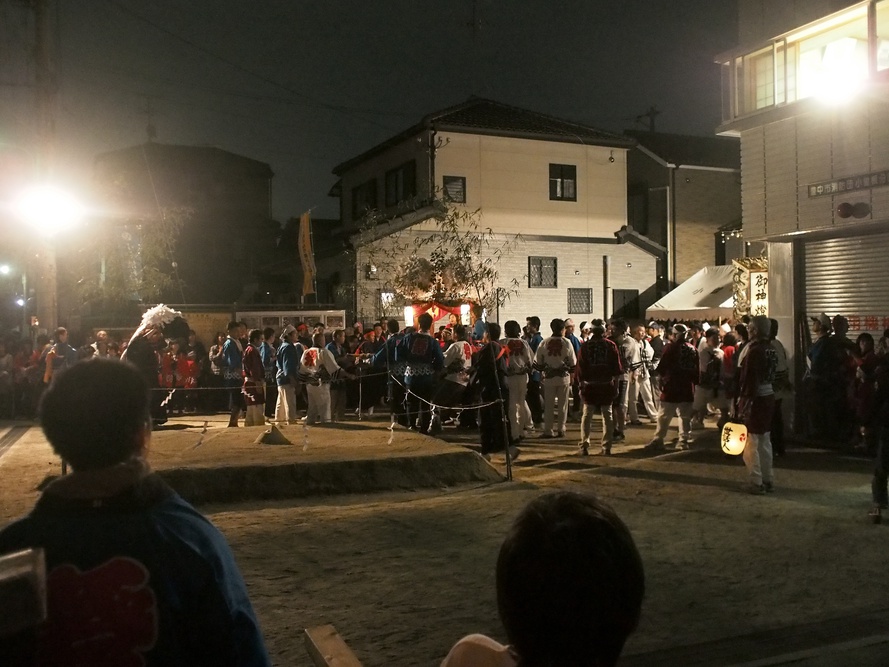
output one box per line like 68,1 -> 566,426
749,271 -> 768,317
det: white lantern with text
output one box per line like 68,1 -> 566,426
403,306 -> 414,328
460,303 -> 470,325
748,271 -> 768,317
721,421 -> 748,456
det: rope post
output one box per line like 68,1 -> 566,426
357,371 -> 363,421
492,371 -> 513,482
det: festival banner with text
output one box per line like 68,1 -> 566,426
298,211 -> 316,296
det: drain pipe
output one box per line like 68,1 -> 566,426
603,255 -> 611,320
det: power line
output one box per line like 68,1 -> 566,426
103,0 -> 402,130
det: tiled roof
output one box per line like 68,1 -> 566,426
333,98 -> 633,175
428,98 -> 632,146
625,130 -> 739,170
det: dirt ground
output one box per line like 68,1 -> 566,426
2,418 -> 888,666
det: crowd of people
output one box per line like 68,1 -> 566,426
0,355 -> 646,666
7,303 -> 889,663
6,305 -> 889,505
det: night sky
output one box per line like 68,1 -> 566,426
1,0 -> 738,221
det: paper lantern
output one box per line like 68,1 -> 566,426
403,306 -> 414,327
720,421 -> 748,456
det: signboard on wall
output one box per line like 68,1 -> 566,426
749,271 -> 768,317
807,170 -> 889,198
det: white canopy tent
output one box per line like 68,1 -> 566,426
645,265 -> 735,321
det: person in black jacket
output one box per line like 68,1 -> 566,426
472,322 -> 518,461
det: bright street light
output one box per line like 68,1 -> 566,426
13,184 -> 85,237
0,265 -> 9,275
15,298 -> 24,307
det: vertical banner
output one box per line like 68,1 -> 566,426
298,211 -> 316,296
748,271 -> 768,316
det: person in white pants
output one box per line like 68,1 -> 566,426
737,316 -> 777,494
534,318 -> 577,438
628,325 -> 659,423
274,325 -> 302,424
500,320 -> 534,441
299,334 -> 346,424
647,324 -> 699,450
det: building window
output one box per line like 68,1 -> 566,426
567,288 -> 592,314
443,175 -> 466,203
351,178 -> 377,220
376,288 -> 404,319
529,256 -> 557,288
722,4 -> 870,122
384,161 -> 416,207
549,164 -> 576,201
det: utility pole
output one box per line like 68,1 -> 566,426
34,0 -> 58,333
635,105 -> 661,133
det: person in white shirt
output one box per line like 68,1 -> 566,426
691,328 -> 729,429
628,325 -> 659,423
500,320 -> 534,441
534,318 -> 577,438
298,333 -> 348,424
432,325 -> 475,426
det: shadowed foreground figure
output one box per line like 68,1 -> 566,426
0,359 -> 271,667
441,491 -> 645,667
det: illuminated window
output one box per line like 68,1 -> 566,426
567,288 -> 592,314
878,0 -> 889,71
443,175 -> 466,203
549,164 -> 576,201
724,4 -> 871,121
529,256 -> 557,288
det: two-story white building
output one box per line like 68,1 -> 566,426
718,0 -> 889,386
331,98 -> 661,328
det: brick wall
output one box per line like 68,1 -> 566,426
673,168 -> 741,283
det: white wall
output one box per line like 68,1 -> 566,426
742,94 -> 889,239
356,229 -> 657,328
434,132 -> 627,237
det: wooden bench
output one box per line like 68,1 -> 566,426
304,624 -> 363,667
0,548 -> 47,665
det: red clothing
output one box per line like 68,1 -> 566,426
160,352 -> 191,388
657,340 -> 699,403
574,336 -> 623,405
855,350 -> 880,423
242,344 -> 265,406
737,338 -> 775,434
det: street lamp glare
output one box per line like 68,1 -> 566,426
0,264 -> 9,275
13,185 -> 86,237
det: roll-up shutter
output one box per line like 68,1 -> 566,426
805,231 -> 889,336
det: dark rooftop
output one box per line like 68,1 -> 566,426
334,98 -> 634,175
625,130 -> 739,170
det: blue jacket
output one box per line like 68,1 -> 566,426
528,332 -> 544,381
221,337 -> 243,381
396,332 -> 444,384
275,340 -> 303,386
0,472 -> 271,667
258,341 -> 276,382
567,333 -> 582,355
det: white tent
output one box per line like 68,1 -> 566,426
645,265 -> 735,321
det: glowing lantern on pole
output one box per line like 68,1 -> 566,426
720,421 -> 748,455
460,303 -> 470,325
403,306 -> 414,328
